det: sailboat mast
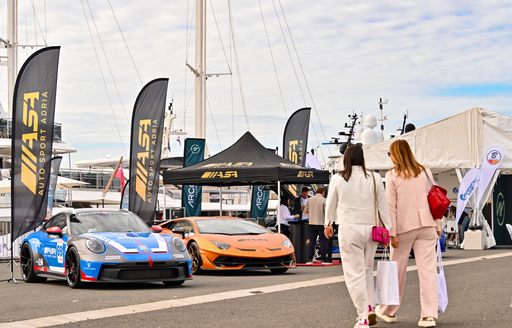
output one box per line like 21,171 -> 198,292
7,0 -> 18,116
194,0 -> 206,139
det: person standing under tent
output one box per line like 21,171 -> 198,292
304,186 -> 328,264
292,186 -> 310,220
376,140 -> 442,328
278,197 -> 299,237
325,144 -> 391,328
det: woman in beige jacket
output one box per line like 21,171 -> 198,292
325,144 -> 391,328
376,140 -> 441,328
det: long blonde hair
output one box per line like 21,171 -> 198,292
389,140 -> 424,179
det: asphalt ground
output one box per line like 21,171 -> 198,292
1,249 -> 511,328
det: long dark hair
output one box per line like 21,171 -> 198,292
340,144 -> 368,181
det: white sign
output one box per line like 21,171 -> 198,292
456,168 -> 479,223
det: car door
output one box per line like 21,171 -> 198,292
40,213 -> 69,275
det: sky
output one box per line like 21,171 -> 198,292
0,0 -> 511,165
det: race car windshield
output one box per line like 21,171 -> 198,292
70,211 -> 150,234
196,219 -> 269,235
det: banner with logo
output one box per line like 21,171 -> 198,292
45,156 -> 62,220
455,168 -> 479,223
182,138 -> 205,217
11,46 -> 60,241
283,107 -> 311,199
476,146 -> 504,205
128,78 -> 169,224
250,185 -> 270,219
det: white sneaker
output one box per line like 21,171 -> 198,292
354,319 -> 369,327
418,317 -> 436,327
375,305 -> 397,323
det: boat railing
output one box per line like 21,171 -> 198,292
0,118 -> 63,142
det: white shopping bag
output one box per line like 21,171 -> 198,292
375,248 -> 400,305
437,239 -> 448,313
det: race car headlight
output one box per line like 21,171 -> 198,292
282,239 -> 292,248
86,239 -> 106,254
212,240 -> 231,250
173,238 -> 187,252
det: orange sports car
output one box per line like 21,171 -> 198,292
159,217 -> 296,274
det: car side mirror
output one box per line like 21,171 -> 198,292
183,231 -> 195,239
151,225 -> 163,233
47,226 -> 62,237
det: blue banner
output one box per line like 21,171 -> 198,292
182,138 -> 205,217
250,185 -> 270,219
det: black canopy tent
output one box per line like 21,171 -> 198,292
163,132 -> 329,186
162,132 -> 329,231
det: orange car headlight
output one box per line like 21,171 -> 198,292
282,239 -> 292,248
211,240 -> 231,250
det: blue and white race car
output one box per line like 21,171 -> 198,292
20,208 -> 192,288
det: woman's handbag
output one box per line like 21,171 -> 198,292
425,171 -> 450,220
371,173 -> 390,245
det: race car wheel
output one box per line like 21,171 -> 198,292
65,247 -> 83,288
269,268 -> 289,274
20,243 -> 47,283
163,280 -> 185,287
187,241 -> 202,274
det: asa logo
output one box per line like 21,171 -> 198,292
297,171 -> 314,178
201,171 -> 238,179
21,91 -> 50,195
288,139 -> 304,165
135,119 -> 158,202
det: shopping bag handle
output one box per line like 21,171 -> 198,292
437,238 -> 444,273
381,245 -> 391,261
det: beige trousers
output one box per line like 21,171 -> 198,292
380,227 -> 438,319
339,224 -> 378,321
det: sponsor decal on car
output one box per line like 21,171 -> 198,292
56,241 -> 65,264
105,255 -> 121,260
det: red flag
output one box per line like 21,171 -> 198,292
114,167 -> 125,191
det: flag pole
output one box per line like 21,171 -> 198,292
101,156 -> 123,201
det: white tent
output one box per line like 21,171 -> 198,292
363,108 -> 512,172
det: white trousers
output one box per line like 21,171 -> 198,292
339,224 -> 378,321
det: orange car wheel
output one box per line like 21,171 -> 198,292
187,241 -> 202,274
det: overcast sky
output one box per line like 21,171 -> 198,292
1,0 -> 511,164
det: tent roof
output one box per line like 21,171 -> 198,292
163,132 -> 329,186
363,108 -> 512,172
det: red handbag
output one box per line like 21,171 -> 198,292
371,174 -> 390,245
425,171 -> 450,220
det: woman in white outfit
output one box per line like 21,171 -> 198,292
325,144 -> 392,328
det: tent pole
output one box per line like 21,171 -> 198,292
219,186 -> 223,216
162,183 -> 167,221
277,181 -> 281,234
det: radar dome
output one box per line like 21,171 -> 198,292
364,115 -> 377,129
361,128 -> 380,145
